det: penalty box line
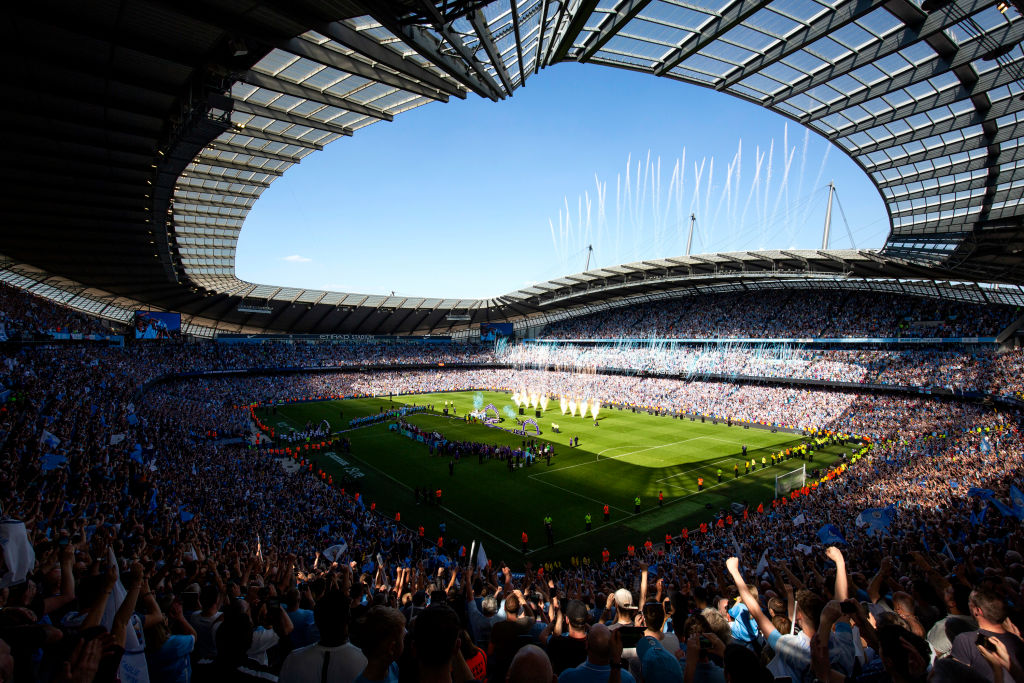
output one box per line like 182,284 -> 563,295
533,435 -> 712,477
321,443 -> 522,556
526,474 -> 634,515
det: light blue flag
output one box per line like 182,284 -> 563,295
40,453 -> 66,472
856,506 -> 895,536
39,430 -> 61,449
991,498 -> 1015,518
817,524 -> 846,545
1010,485 -> 1024,520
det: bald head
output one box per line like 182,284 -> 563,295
507,644 -> 555,683
587,623 -> 613,665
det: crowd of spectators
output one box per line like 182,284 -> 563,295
500,344 -> 1024,398
0,283 -> 111,340
4,285 -> 1024,683
540,290 -> 1019,340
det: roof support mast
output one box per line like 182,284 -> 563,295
822,182 -> 835,250
686,213 -> 696,256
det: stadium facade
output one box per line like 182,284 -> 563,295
4,0 -> 1024,335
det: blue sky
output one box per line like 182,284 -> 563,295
236,62 -> 890,299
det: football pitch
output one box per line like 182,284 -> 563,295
257,390 -> 845,563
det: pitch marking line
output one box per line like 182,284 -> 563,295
336,449 -> 522,555
655,454 -> 747,483
533,436 -> 709,476
526,474 -> 633,515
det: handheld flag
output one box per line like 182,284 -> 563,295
817,524 -> 845,545
476,542 -> 489,571
1010,485 -> 1024,520
322,541 -> 348,563
39,430 -> 61,449
855,506 -> 895,536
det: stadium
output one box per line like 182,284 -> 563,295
2,0 -> 1024,681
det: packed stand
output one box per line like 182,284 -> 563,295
0,282 -> 111,340
540,290 -> 1019,340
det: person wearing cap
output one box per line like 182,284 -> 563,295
605,589 -> 639,629
544,599 -> 591,675
636,635 -> 683,683
558,623 -> 635,683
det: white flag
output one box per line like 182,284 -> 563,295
40,430 -> 61,449
102,548 -> 149,683
322,542 -> 347,563
476,542 -> 488,571
793,513 -> 806,526
0,520 -> 35,588
755,549 -> 770,577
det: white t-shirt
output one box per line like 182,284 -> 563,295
278,642 -> 367,683
247,626 -> 280,666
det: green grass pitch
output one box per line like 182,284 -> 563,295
257,390 -> 845,564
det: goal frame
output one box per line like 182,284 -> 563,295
774,464 -> 807,498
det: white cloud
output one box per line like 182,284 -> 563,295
282,254 -> 312,263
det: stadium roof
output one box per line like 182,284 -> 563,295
4,0 -> 1024,335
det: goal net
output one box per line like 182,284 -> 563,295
775,465 -> 806,498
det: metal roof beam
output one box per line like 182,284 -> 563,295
319,21 -> 464,99
207,141 -> 305,164
373,11 -> 502,101
888,164 -> 1024,202
470,9 -> 515,93
892,181 -> 1024,216
240,69 -> 393,121
226,127 -> 325,151
172,205 -> 249,219
509,0 -> 527,86
281,36 -> 452,103
863,120 -> 1024,173
829,53 -> 1024,140
837,91 -> 1024,155
718,0 -> 890,90
549,0 -> 602,64
174,183 -> 261,199
178,169 -> 273,188
230,99 -> 354,137
172,197 -> 255,210
802,18 -> 1024,124
879,144 -> 1021,188
578,0 -> 653,62
769,0 -> 987,107
535,0 -> 551,75
655,0 -> 769,76
192,156 -> 285,176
